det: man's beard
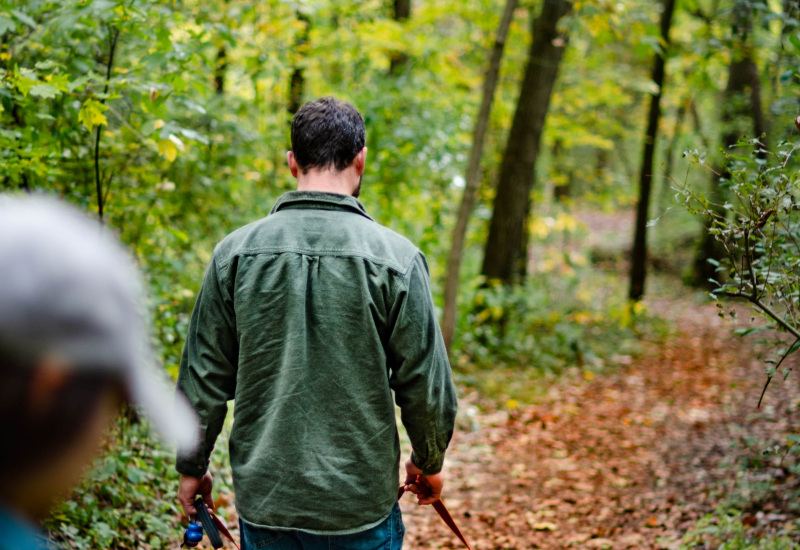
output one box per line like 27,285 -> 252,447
352,174 -> 362,198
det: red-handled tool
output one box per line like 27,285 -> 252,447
398,477 -> 473,550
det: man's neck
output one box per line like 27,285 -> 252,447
296,168 -> 357,196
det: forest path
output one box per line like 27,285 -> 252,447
400,295 -> 800,549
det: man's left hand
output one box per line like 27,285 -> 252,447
178,472 -> 214,518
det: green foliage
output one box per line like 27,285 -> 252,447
461,272 -> 634,371
43,412 -> 235,550
453,262 -> 656,403
681,509 -> 797,550
678,139 -> 800,381
5,0 -> 800,544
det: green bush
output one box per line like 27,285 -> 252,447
452,264 -> 666,403
679,140 -> 800,388
681,508 -> 797,550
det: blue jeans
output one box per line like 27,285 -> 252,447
239,503 -> 405,550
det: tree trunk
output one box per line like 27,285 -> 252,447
441,0 -> 518,355
480,0 -> 571,285
288,12 -> 311,114
389,0 -> 412,74
628,0 -> 676,302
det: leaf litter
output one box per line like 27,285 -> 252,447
400,297 -> 800,549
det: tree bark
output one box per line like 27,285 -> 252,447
628,0 -> 676,302
442,0 -> 518,354
480,0 -> 571,285
389,0 -> 412,74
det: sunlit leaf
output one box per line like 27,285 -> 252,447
78,99 -> 109,130
158,138 -> 178,162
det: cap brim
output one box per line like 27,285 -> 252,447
127,360 -> 199,453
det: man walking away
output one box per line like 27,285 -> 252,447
176,96 -> 458,550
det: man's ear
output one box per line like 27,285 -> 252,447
354,147 -> 367,175
29,356 -> 71,416
286,151 -> 300,178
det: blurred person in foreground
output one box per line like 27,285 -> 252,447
0,196 -> 197,550
176,96 -> 458,549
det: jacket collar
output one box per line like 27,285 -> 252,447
270,191 -> 374,222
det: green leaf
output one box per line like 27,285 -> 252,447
140,120 -> 156,136
0,16 -> 15,35
790,33 -> 800,51
34,60 -> 57,70
10,10 -> 36,29
67,75 -> 90,92
178,127 -> 209,145
10,70 -> 37,96
29,84 -> 60,99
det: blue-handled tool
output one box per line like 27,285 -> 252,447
181,498 -> 237,549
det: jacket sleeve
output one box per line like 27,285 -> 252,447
175,256 -> 239,478
387,252 -> 458,476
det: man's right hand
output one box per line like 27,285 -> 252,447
177,472 -> 215,518
403,459 -> 443,506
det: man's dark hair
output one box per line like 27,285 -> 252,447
290,97 -> 366,174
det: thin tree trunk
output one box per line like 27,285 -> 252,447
214,0 -> 229,95
689,100 -> 711,150
94,25 -> 120,224
658,95 -> 688,211
389,0 -> 412,75
441,0 -> 518,355
481,0 -> 572,285
214,46 -> 227,95
552,139 -> 571,201
288,12 -> 310,114
628,0 -> 676,302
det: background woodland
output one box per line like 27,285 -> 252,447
5,0 -> 800,548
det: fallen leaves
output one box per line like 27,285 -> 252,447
400,297 -> 800,549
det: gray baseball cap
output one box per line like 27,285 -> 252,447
0,195 -> 198,451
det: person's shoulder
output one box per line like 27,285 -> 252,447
354,219 -> 422,275
209,215 -> 272,265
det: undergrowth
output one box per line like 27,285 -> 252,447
681,509 -> 798,549
453,264 -> 671,405
44,411 -> 235,550
679,402 -> 800,548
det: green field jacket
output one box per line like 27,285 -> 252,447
176,191 -> 457,534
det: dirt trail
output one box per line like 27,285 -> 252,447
400,297 -> 800,549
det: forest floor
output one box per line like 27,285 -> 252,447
399,295 -> 800,549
